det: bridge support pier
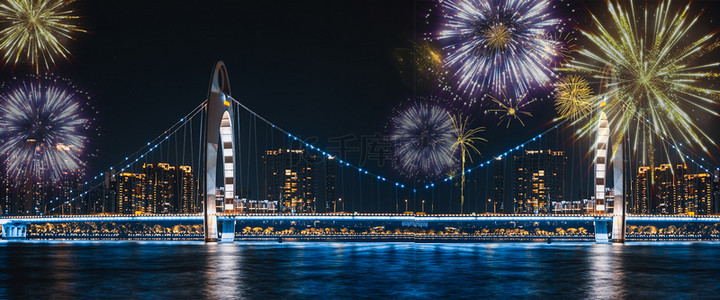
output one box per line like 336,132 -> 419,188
594,221 -> 609,243
2,223 -> 27,240
220,220 -> 236,243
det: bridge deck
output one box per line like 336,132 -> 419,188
3,213 -> 720,224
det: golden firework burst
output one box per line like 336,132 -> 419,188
554,75 -> 593,120
484,23 -> 511,50
488,94 -> 534,127
566,0 -> 720,153
0,0 -> 85,72
448,113 -> 485,214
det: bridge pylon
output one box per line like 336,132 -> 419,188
594,64 -> 627,243
202,61 -> 237,243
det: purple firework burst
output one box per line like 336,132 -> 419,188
0,75 -> 92,183
436,0 -> 562,99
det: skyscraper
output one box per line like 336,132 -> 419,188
512,149 -> 566,214
325,156 -> 338,212
682,173 -> 712,215
492,156 -> 504,213
263,149 -> 317,213
177,166 -> 197,213
714,171 -> 720,214
633,164 -> 713,215
115,164 -> 195,214
634,166 -> 651,214
144,163 -> 178,214
117,172 -> 147,214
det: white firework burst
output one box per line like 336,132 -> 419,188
388,101 -> 457,179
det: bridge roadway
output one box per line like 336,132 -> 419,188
3,213 -> 720,224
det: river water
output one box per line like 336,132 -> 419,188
1,240 -> 718,299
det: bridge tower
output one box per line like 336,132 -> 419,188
593,65 -> 626,243
202,61 -> 237,243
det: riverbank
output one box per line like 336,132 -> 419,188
18,234 -> 720,242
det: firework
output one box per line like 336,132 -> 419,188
0,0 -> 85,72
488,94 -> 534,127
0,75 -> 91,183
546,30 -> 579,69
388,101 -> 457,179
567,0 -> 720,153
448,114 -> 485,213
436,0 -> 562,98
554,75 -> 593,120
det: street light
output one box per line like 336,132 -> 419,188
404,199 -> 408,212
339,198 -> 343,212
422,200 -> 425,213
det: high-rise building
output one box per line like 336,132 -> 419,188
263,149 -> 317,213
144,163 -> 178,214
492,156 -> 504,213
115,164 -> 195,214
55,171 -> 85,214
714,171 -> 720,214
634,164 -> 713,215
177,166 -> 197,213
512,149 -> 566,214
682,173 -> 712,215
0,175 -> 12,215
325,156 -> 338,212
634,166 -> 651,214
117,172 -> 147,214
652,164 -> 687,215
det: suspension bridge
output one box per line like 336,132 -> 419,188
2,61 -> 719,243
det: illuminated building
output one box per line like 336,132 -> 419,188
682,173 -> 712,215
492,156 -> 504,213
177,166 -> 197,213
55,171 -> 85,214
512,149 -> 566,214
634,166 -> 651,214
117,172 -> 147,214
605,188 -> 615,214
324,156 -> 338,212
115,164 -> 196,214
144,163 -> 178,213
634,164 -> 713,215
263,149 -> 317,213
714,171 -> 720,214
0,175 -> 12,215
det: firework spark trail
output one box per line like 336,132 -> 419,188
0,76 -> 90,183
0,0 -> 85,72
566,0 -> 720,154
436,0 -> 562,99
388,101 -> 457,180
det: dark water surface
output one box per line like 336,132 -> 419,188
1,240 -> 719,299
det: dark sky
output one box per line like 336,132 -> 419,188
2,0 -> 720,210
72,0 -> 421,174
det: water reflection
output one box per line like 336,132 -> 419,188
587,244 -> 625,298
205,243 -> 243,299
0,241 -> 719,298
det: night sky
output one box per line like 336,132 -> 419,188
2,0 -> 720,210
